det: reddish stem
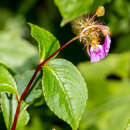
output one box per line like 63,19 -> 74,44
11,35 -> 79,130
11,102 -> 20,130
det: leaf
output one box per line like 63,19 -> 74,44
42,59 -> 87,130
1,93 -> 30,130
54,0 -> 110,26
15,70 -> 42,104
0,66 -> 30,129
77,52 -> 130,130
0,30 -> 38,73
0,65 -> 17,93
5,16 -> 26,36
29,23 -> 60,62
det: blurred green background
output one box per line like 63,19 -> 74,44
0,0 -> 130,130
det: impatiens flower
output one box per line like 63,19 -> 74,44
72,5 -> 111,63
90,34 -> 111,62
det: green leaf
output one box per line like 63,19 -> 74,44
78,52 -> 130,130
15,71 -> 42,104
0,65 -> 17,93
0,30 -> 38,73
54,0 -> 110,26
0,65 -> 30,129
29,23 -> 60,62
42,59 -> 87,130
1,93 -> 30,130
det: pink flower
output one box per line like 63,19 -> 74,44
77,6 -> 111,63
90,34 -> 111,62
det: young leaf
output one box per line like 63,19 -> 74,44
1,93 -> 30,130
0,65 -> 17,93
42,59 -> 87,130
54,0 -> 110,26
29,23 -> 60,62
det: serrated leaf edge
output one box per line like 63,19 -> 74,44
42,58 -> 88,130
43,65 -> 75,128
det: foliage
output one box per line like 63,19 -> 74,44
54,0 -> 110,26
42,59 -> 87,129
0,0 -> 130,130
0,19 -> 87,130
78,52 -> 130,130
0,17 -> 38,73
1,94 -> 30,129
29,24 -> 87,130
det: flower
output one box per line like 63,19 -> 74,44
72,5 -> 111,63
90,34 -> 111,62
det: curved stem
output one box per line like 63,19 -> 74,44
11,35 -> 79,130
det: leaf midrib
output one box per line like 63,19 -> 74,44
44,65 -> 75,122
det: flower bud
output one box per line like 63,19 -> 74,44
96,6 -> 105,17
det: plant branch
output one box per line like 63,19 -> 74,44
11,35 -> 79,130
11,102 -> 20,130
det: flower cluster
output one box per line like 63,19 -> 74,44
72,6 -> 111,62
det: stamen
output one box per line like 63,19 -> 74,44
91,39 -> 100,47
79,25 -> 110,41
79,25 -> 98,41
90,6 -> 105,22
87,45 -> 90,56
90,14 -> 96,22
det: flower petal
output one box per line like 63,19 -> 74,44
103,34 -> 111,55
90,45 -> 105,62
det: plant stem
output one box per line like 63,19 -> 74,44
11,102 -> 20,130
11,35 -> 79,130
